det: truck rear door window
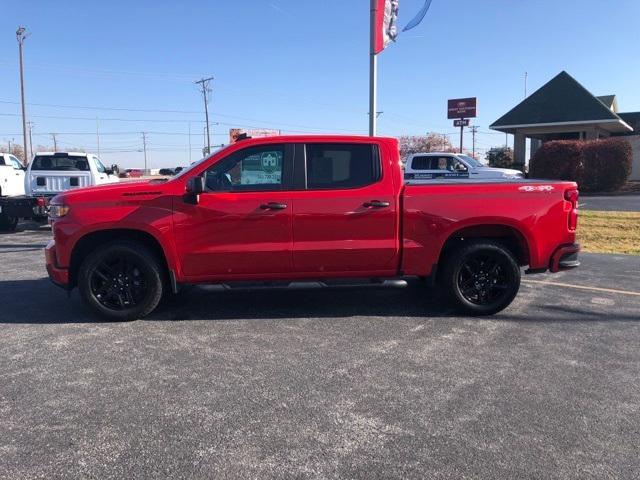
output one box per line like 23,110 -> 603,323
31,155 -> 90,171
305,143 -> 380,189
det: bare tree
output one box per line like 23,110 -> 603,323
398,133 -> 456,160
0,144 -> 25,161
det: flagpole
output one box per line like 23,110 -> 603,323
369,0 -> 377,137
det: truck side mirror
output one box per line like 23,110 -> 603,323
186,176 -> 205,194
184,176 -> 205,204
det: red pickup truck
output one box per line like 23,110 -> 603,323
45,135 -> 580,321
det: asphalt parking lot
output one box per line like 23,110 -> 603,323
1,223 -> 639,479
580,194 -> 640,212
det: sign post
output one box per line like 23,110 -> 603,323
448,98 -> 477,154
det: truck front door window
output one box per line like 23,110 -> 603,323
204,146 -> 285,192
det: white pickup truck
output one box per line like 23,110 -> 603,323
404,152 -> 524,181
0,153 -> 26,230
0,153 -> 26,197
0,152 -> 119,231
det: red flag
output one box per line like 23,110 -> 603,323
374,0 -> 399,54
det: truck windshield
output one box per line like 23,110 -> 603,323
31,155 -> 90,171
172,144 -> 232,180
458,155 -> 485,168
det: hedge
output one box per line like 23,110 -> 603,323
529,138 -> 632,192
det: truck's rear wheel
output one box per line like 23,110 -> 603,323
78,241 -> 164,321
0,212 -> 18,232
441,240 -> 520,316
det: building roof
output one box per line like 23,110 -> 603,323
618,112 -> 640,131
596,95 -> 617,110
491,71 -> 632,133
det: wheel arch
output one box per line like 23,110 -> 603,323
436,223 -> 531,280
68,228 -> 170,288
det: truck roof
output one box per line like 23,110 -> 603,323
229,134 -> 398,144
34,152 -> 91,157
408,152 -> 462,157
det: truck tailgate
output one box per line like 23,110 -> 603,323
28,171 -> 92,195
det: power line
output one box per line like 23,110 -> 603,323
0,99 -> 202,115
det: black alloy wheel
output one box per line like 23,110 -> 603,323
78,241 -> 164,321
442,240 -> 521,316
90,255 -> 148,310
457,251 -> 512,306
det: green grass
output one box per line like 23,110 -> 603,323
578,210 -> 640,255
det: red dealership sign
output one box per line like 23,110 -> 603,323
447,97 -> 477,119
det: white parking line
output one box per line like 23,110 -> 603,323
522,279 -> 640,297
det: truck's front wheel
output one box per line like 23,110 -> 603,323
78,241 -> 164,321
441,240 -> 520,316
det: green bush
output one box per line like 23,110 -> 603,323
485,147 -> 514,168
581,139 -> 633,192
529,140 -> 584,184
529,138 -> 632,192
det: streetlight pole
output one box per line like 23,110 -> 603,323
368,0 -> 378,136
17,26 -> 29,165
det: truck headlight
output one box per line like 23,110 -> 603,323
49,204 -> 70,218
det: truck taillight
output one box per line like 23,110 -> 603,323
565,188 -> 579,231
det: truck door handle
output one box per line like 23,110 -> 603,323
260,202 -> 288,210
363,200 -> 390,208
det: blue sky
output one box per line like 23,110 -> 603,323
1,0 -> 639,168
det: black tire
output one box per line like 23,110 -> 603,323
440,240 -> 521,316
78,241 -> 164,321
0,212 -> 18,232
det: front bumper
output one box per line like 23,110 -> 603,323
549,243 -> 581,273
45,240 -> 70,289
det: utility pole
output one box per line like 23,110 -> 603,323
470,126 -> 479,157
368,0 -> 378,136
27,121 -> 34,159
17,26 -> 29,166
195,76 -> 214,155
188,121 -> 192,163
524,71 -> 528,98
51,133 -> 57,151
96,117 -> 100,157
141,132 -> 148,173
7,139 -> 12,154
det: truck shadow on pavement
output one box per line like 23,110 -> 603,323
1,278 -> 638,324
0,278 -> 458,324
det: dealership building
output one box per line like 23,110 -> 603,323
490,71 -> 640,180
